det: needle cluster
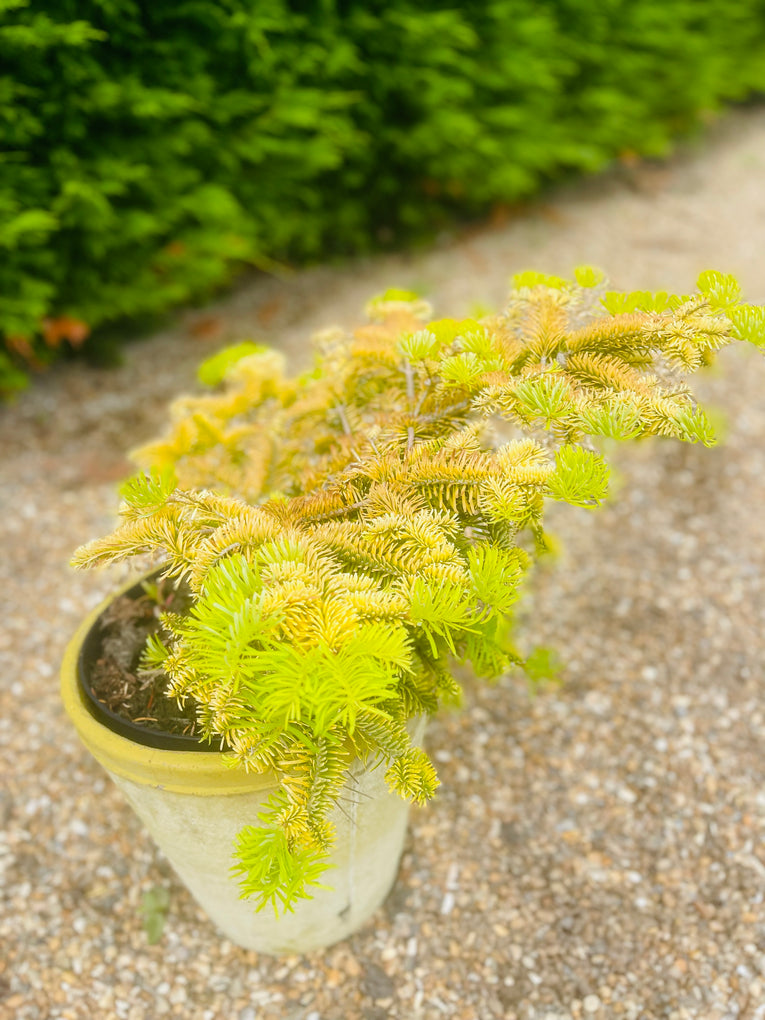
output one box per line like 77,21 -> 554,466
73,267 -> 764,913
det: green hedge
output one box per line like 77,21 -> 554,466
3,0 -> 765,392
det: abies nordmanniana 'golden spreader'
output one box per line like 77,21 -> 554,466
72,268 -> 765,914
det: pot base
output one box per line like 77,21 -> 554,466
110,756 -> 416,953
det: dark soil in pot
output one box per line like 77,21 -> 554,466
78,574 -> 210,750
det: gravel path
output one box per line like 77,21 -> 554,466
2,108 -> 765,1020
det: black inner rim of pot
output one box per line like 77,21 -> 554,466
77,576 -> 214,752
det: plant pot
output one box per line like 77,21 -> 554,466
61,576 -> 424,954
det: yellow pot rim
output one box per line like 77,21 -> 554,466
61,574 -> 274,796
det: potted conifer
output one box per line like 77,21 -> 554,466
62,268 -> 764,954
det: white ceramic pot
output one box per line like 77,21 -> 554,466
61,582 -> 424,954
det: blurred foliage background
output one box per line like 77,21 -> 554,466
2,0 -> 765,393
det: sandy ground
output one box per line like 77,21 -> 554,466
1,107 -> 765,1020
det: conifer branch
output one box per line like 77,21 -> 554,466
73,268 -> 764,914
